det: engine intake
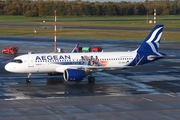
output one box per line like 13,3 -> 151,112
63,69 -> 84,81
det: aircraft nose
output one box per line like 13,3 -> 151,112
5,63 -> 12,72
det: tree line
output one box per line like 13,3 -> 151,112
0,0 -> 180,17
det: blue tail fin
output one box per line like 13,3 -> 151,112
71,44 -> 79,53
137,24 -> 164,55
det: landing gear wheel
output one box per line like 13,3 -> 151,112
26,78 -> 31,83
26,73 -> 31,83
88,76 -> 95,83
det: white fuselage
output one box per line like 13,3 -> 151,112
5,51 -> 137,74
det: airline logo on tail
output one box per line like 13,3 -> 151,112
137,24 -> 164,55
146,26 -> 163,56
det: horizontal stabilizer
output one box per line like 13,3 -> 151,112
147,55 -> 165,61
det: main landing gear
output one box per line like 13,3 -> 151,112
88,73 -> 95,83
26,73 -> 31,83
88,76 -> 95,83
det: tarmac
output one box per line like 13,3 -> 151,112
0,36 -> 180,120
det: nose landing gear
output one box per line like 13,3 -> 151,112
26,73 -> 31,83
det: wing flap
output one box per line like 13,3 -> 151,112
55,65 -> 82,73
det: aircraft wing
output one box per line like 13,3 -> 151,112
55,65 -> 133,73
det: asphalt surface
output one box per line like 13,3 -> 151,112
0,36 -> 180,120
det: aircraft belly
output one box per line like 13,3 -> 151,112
28,64 -> 57,73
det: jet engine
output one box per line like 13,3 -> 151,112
63,69 -> 84,81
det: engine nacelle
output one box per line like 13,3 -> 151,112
63,69 -> 84,81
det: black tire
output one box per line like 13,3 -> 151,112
26,78 -> 31,83
88,76 -> 95,83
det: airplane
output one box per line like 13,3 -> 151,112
71,44 -> 79,53
5,24 -> 166,83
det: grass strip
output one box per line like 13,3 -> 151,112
0,27 -> 179,41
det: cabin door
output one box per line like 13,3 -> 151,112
28,56 -> 34,67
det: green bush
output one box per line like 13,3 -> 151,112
8,10 -> 16,15
0,9 -> 4,15
24,10 -> 38,17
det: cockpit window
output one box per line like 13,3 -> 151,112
11,59 -> 23,63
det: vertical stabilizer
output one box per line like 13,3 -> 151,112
137,24 -> 163,55
71,44 -> 79,53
